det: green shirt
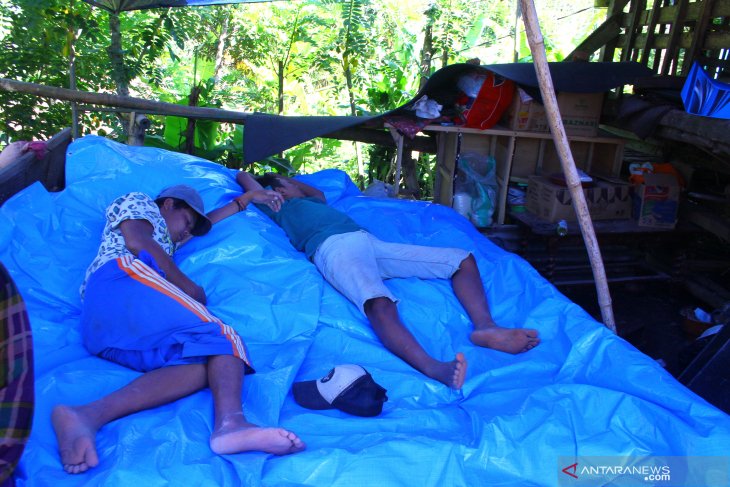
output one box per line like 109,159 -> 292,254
255,197 -> 362,259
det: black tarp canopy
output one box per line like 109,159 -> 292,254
243,61 -> 654,163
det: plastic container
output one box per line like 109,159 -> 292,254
556,220 -> 568,236
452,192 -> 472,219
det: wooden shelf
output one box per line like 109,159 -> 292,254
422,124 -> 626,226
423,123 -> 625,143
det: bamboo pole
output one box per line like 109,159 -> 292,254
519,0 -> 617,332
0,78 -> 438,152
0,77 -> 250,123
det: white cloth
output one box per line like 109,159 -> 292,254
313,230 -> 469,314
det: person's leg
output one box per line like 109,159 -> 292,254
206,355 -> 305,455
52,363 -> 208,474
367,238 -> 540,354
451,254 -> 540,353
315,233 -> 467,389
364,297 -> 467,389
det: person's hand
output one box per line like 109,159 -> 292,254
182,281 -> 207,305
247,189 -> 284,212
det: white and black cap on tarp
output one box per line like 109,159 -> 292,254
292,364 -> 388,417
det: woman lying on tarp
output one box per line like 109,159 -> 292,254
51,182 -> 302,475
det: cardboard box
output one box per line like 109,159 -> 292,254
631,173 -> 680,229
525,175 -> 631,223
503,88 -> 545,131
503,88 -> 604,137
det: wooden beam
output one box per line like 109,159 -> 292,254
608,0 -> 632,16
567,12 -> 623,59
684,207 -> 730,242
600,0 -> 631,61
684,0 -> 719,75
683,274 -> 730,309
659,109 -> 730,147
621,30 -> 730,51
325,127 -> 436,153
660,0 -> 690,75
639,0 -> 664,70
621,0 -> 648,62
633,1 -> 730,26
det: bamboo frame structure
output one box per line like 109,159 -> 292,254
520,0 -> 617,332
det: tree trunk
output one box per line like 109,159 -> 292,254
184,85 -> 201,154
419,22 -> 433,90
213,13 -> 230,81
68,0 -> 79,139
108,11 -> 132,139
440,9 -> 451,68
401,148 -> 420,198
513,2 -> 522,62
344,57 -> 365,178
108,12 -> 128,97
278,60 -> 285,115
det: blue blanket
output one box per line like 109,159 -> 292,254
1,136 -> 728,486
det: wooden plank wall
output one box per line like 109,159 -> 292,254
585,0 -> 730,78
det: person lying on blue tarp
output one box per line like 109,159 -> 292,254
52,184 -> 305,475
236,172 -> 540,390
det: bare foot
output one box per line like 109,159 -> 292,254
52,405 -> 100,474
429,352 -> 468,389
470,326 -> 540,354
210,424 -> 306,456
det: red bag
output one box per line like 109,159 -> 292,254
462,72 -> 515,130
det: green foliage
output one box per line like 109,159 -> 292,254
0,0 -> 606,196
0,0 -> 108,140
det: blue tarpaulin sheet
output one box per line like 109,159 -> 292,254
1,136 -> 729,486
681,62 -> 730,119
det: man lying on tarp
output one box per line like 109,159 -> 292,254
52,183 -> 305,475
235,171 -> 540,389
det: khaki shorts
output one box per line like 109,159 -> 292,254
313,230 -> 470,314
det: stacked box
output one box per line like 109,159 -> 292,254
503,90 -> 604,137
631,173 -> 680,229
525,175 -> 631,222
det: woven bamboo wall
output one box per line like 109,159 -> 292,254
574,0 -> 730,78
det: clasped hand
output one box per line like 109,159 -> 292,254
245,189 -> 284,212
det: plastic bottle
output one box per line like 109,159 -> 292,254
556,220 -> 568,237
